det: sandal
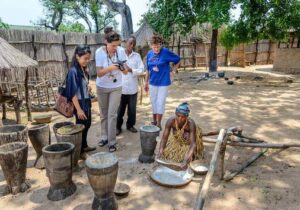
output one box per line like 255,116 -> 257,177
98,139 -> 108,147
151,121 -> 157,125
109,144 -> 117,153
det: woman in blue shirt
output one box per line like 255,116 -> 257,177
145,35 -> 181,129
65,45 -> 96,159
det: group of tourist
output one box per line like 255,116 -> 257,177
64,27 -> 202,169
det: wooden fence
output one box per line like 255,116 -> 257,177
169,37 -> 277,69
0,29 -> 104,81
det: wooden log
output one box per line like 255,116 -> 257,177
194,129 -> 227,210
203,137 -> 300,148
229,142 -> 300,148
223,149 -> 268,181
0,124 -> 28,145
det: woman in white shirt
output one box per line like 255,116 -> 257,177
95,27 -> 128,152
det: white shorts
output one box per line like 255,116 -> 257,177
149,85 -> 169,114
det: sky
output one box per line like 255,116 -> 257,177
0,0 -> 150,32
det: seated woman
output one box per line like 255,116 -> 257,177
157,102 -> 204,170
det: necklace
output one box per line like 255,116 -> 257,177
106,47 -> 119,83
151,53 -> 160,72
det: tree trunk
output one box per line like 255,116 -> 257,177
209,29 -> 218,72
225,50 -> 231,66
103,0 -> 133,39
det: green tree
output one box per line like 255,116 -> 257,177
36,0 -> 118,33
36,0 -> 67,31
227,0 -> 300,44
67,0 -> 117,33
58,21 -> 86,32
0,18 -> 9,29
145,0 -> 234,72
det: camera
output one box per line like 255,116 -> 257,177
113,60 -> 127,71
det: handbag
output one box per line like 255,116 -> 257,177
54,73 -> 75,118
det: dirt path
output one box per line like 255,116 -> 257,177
0,65 -> 299,210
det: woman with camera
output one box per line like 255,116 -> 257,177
95,27 -> 128,152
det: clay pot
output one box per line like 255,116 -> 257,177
0,142 -> 30,195
138,125 -> 160,163
0,124 -> 28,145
42,142 -> 76,201
85,152 -> 118,210
28,124 -> 51,169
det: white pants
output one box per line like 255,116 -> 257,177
149,85 -> 169,114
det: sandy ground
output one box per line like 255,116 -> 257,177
0,65 -> 300,210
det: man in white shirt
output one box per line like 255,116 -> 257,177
117,36 -> 144,135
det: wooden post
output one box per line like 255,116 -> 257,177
25,68 -> 32,122
242,44 -> 246,67
194,129 -> 227,210
183,48 -> 186,70
204,43 -> 208,71
172,33 -> 175,52
178,36 -> 181,59
31,34 -> 37,60
291,35 -> 295,48
254,38 -> 259,65
192,43 -> 196,68
13,100 -> 22,124
2,104 -> 6,120
219,134 -> 229,180
85,35 -> 88,45
62,34 -> 69,72
267,40 -> 272,64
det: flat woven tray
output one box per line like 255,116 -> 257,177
150,166 -> 194,187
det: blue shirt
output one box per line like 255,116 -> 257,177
147,48 -> 180,86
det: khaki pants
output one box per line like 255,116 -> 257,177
97,86 -> 122,146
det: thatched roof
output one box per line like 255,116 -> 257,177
0,37 -> 37,70
134,22 -> 155,47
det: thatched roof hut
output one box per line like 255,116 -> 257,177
134,22 -> 155,47
0,37 -> 38,122
0,37 -> 37,70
